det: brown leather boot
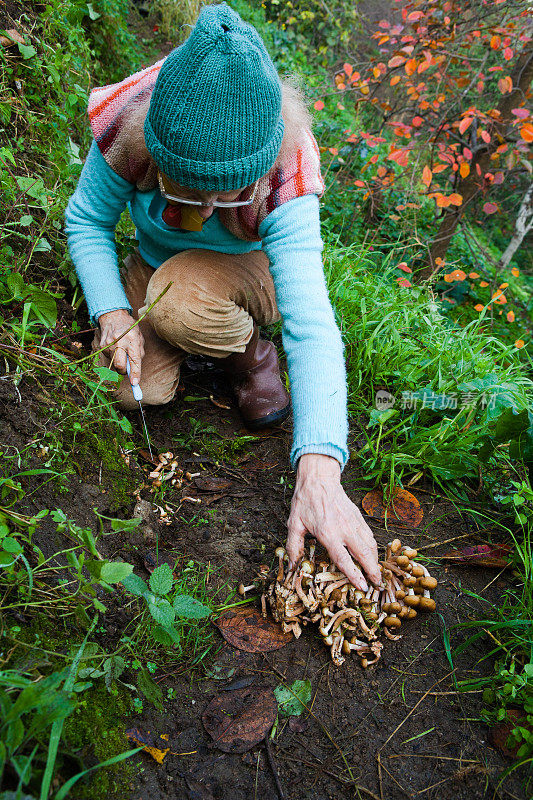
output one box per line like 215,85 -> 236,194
220,325 -> 290,430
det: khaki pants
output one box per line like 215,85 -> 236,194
94,249 -> 280,410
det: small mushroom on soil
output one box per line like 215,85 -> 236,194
247,537 -> 437,668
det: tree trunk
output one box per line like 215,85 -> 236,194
423,44 -> 533,279
496,183 -> 533,271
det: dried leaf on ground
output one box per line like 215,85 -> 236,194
193,476 -> 233,493
362,487 -> 423,527
489,710 -> 527,758
214,607 -> 293,652
125,728 -> 170,764
202,685 -> 277,752
0,29 -> 25,47
442,544 -> 512,569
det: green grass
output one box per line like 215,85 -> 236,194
324,239 -> 532,488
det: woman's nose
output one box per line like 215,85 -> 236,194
197,205 -> 215,220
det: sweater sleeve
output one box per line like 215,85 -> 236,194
64,141 -> 135,322
259,194 -> 349,470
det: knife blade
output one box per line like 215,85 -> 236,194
126,354 -> 154,460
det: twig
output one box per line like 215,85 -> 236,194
265,735 -> 285,800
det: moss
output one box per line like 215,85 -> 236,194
76,425 -> 137,510
8,615 -> 137,800
63,684 -> 137,800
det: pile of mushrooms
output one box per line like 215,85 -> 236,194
256,539 -> 437,667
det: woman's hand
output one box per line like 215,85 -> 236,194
286,453 -> 381,591
98,309 -> 145,384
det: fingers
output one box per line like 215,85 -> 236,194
286,515 -> 306,569
329,544 -> 369,592
126,338 -> 144,384
346,509 -> 382,586
112,345 -> 128,375
100,317 -> 144,383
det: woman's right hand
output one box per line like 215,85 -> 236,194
97,309 -> 145,385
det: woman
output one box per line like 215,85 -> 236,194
65,3 -> 380,589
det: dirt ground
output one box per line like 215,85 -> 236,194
1,354 -> 528,800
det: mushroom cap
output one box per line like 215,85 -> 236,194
402,547 -> 418,559
404,594 -> 420,607
384,616 -> 402,628
389,601 -> 402,614
420,576 -> 438,590
275,546 -> 287,559
301,559 -> 315,574
395,590 -> 406,600
390,539 -> 402,553
411,564 -> 425,577
342,639 -> 353,655
407,608 -> 417,619
396,555 -> 410,569
419,596 -> 436,612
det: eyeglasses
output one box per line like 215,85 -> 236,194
157,172 -> 258,208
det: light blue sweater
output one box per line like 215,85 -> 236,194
65,142 -> 349,469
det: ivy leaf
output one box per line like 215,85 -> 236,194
149,563 -> 174,596
173,594 -> 211,619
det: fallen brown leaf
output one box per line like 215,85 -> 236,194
202,685 -> 277,752
214,607 -> 293,652
0,29 -> 25,47
442,543 -> 512,569
193,476 -> 233,493
362,487 -> 423,527
125,728 -> 170,764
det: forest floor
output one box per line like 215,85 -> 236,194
3,351 -> 527,800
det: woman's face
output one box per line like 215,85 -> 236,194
159,174 -> 244,220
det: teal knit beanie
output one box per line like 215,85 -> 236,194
144,3 -> 284,191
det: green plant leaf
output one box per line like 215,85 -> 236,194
28,289 -> 57,327
17,42 -> 37,59
147,597 -> 175,627
151,625 -> 180,647
149,563 -> 173,596
103,656 -> 125,691
173,594 -> 211,619
3,537 -> 22,554
274,679 -> 312,717
121,572 -> 148,597
93,366 -> 121,383
136,668 -> 163,711
99,561 -> 133,584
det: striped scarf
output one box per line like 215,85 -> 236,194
88,60 -> 324,241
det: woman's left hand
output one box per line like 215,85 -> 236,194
286,453 -> 381,591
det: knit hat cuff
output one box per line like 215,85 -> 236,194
144,115 -> 284,191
